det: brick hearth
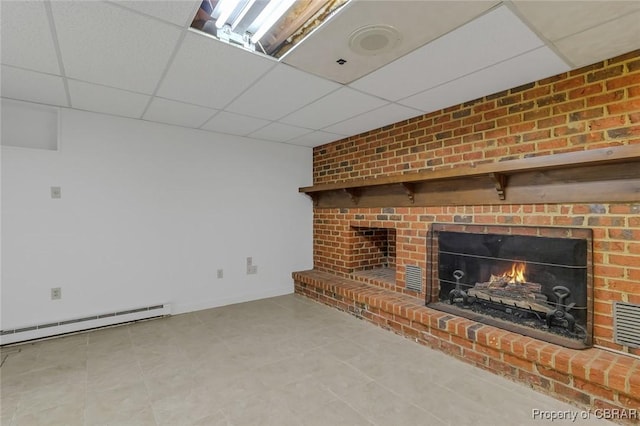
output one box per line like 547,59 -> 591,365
295,49 -> 640,422
293,270 -> 640,417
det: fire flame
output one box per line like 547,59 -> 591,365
503,263 -> 526,283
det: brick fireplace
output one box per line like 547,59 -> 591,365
294,50 -> 640,419
426,223 -> 593,349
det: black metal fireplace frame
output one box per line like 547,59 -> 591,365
426,223 -> 594,349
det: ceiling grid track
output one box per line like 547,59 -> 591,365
216,59 -> 279,113
502,1 -> 573,68
2,1 -> 637,147
43,0 -> 71,108
139,2 -> 207,120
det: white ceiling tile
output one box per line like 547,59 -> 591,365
0,1 -> 60,74
399,47 -> 570,113
248,122 -> 312,142
513,1 -> 640,41
157,31 -> 275,109
323,103 -> 422,136
51,1 -> 182,94
288,131 -> 344,148
349,5 -> 544,102
68,80 -> 150,119
3,1 -> 637,139
554,12 -> 640,68
1,66 -> 68,107
114,0 -> 200,27
143,97 -> 217,128
226,63 -> 341,120
201,111 -> 270,136
282,0 -> 498,84
280,87 -> 388,129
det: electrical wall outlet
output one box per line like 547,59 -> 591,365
217,269 -> 223,279
50,186 -> 61,199
51,287 -> 62,300
246,257 -> 257,275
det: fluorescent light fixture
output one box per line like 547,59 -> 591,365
215,0 -> 241,29
231,0 -> 257,30
192,0 -> 348,58
250,0 -> 297,43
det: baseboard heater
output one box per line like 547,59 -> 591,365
0,303 -> 171,345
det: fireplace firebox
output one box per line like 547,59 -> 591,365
427,224 -> 593,349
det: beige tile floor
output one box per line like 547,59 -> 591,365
1,294 -> 609,426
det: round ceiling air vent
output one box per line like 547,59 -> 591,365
348,25 -> 402,56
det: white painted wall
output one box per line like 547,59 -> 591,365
1,105 -> 313,332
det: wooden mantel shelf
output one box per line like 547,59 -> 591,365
300,145 -> 640,208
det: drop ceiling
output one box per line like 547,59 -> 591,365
1,1 -> 639,148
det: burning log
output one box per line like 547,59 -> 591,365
467,262 -> 552,313
475,278 -> 542,293
468,287 -> 551,313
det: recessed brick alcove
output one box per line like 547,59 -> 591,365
350,225 -> 396,282
295,50 -> 640,422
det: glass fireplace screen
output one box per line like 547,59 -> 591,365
427,224 -> 593,349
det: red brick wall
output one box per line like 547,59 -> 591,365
314,51 -> 639,184
310,50 -> 640,355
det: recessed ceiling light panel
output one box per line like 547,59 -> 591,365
348,25 -> 402,56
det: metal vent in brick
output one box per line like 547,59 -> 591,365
614,302 -> 640,348
405,265 -> 422,292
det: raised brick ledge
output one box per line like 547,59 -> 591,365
293,269 -> 640,418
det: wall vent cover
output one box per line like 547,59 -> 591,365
613,302 -> 640,348
405,265 -> 422,292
